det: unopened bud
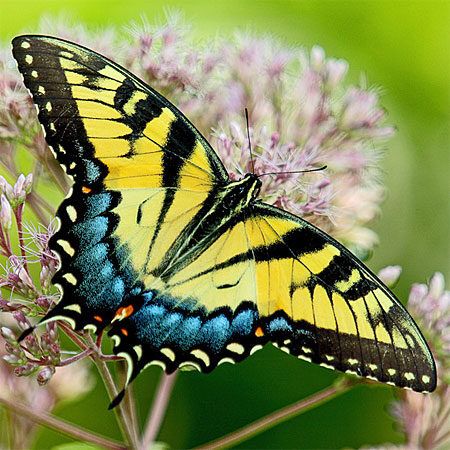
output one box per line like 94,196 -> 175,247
1,326 -> 17,343
24,334 -> 41,355
378,266 -> 402,288
13,174 -> 25,198
0,195 -> 12,230
37,365 -> 55,385
36,296 -> 51,309
12,310 -> 31,330
14,362 -> 37,377
0,176 -> 13,199
5,342 -> 25,359
3,354 -> 21,365
24,174 -> 33,194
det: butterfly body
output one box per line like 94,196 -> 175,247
11,35 -> 436,404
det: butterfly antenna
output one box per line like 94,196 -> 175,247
257,165 -> 327,178
245,108 -> 255,174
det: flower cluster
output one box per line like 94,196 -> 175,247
391,273 -> 450,450
0,175 -> 93,448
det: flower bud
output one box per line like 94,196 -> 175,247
378,266 -> 402,288
24,333 -> 41,356
0,176 -> 13,199
13,174 -> 25,198
3,354 -> 21,365
24,173 -> 33,194
1,326 -> 17,343
14,362 -> 37,377
35,296 -> 51,309
12,309 -> 31,329
37,366 -> 55,385
0,194 -> 12,230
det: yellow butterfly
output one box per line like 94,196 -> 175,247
12,35 -> 436,407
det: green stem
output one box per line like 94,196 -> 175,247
141,372 -> 178,450
92,345 -> 139,450
195,378 -> 355,450
58,325 -> 139,448
0,396 -> 127,450
14,203 -> 29,273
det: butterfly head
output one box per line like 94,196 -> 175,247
222,173 -> 261,211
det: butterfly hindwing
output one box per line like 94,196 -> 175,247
246,203 -> 436,391
12,35 -> 227,331
108,201 -> 435,394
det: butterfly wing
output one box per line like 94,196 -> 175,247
12,35 -> 228,331
244,203 -> 436,392
109,200 -> 436,395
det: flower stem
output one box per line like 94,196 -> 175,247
59,347 -> 93,366
195,378 -> 356,449
58,325 -> 139,449
141,372 -> 178,450
0,396 -> 127,450
92,346 -> 139,450
14,203 -> 29,273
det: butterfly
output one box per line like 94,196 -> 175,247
12,35 -> 436,407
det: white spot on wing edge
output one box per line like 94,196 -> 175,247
25,55 -> 33,64
41,314 -> 76,330
63,303 -> 81,313
179,361 -> 201,372
111,334 -> 121,346
21,41 -> 31,49
62,273 -> 77,285
226,343 -> 244,354
84,324 -> 97,333
133,345 -> 143,360
249,345 -> 263,355
57,239 -> 75,257
146,360 -> 167,371
117,352 -> 134,385
319,362 -> 335,370
66,205 -> 78,222
218,357 -> 236,366
190,349 -> 210,366
160,347 -> 176,362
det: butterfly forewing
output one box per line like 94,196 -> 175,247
12,35 -> 436,401
12,35 -> 227,331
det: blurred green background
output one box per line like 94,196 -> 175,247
1,1 -> 449,448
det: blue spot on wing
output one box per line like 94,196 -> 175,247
83,159 -> 101,183
268,317 -> 293,334
199,315 -> 231,353
232,308 -> 258,336
82,193 -> 113,218
70,216 -> 109,248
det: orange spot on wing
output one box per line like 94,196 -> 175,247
121,328 -> 128,336
255,326 -> 264,337
114,304 -> 135,321
93,315 -> 103,322
82,186 -> 92,194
